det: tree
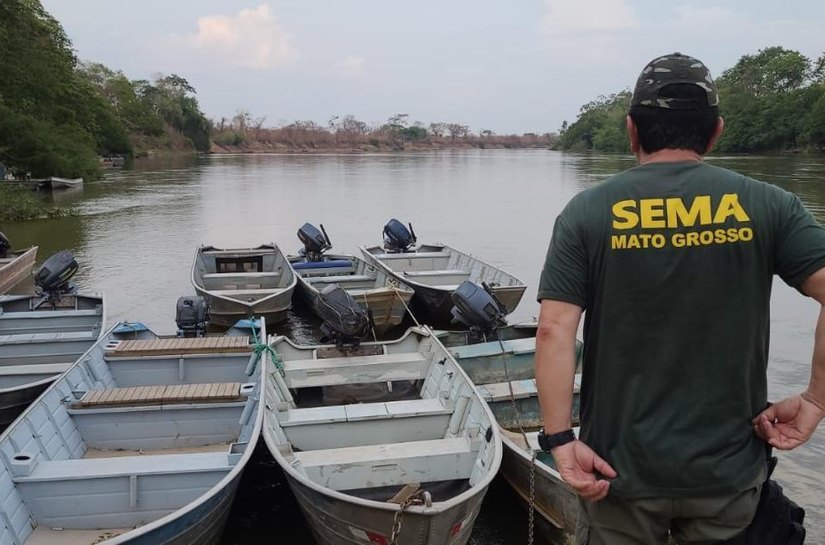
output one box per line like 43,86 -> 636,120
718,47 -> 811,95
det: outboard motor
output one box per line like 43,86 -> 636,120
297,223 -> 332,262
383,219 -> 417,253
0,231 -> 10,258
451,281 -> 508,333
34,250 -> 78,304
316,285 -> 371,347
176,296 -> 210,338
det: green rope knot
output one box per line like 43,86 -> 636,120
247,319 -> 285,377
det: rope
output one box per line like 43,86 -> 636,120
495,330 -> 536,545
393,288 -> 420,327
248,318 -> 285,377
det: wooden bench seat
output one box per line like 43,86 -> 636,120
294,437 -> 476,491
283,352 -> 429,388
104,336 -> 250,357
76,382 -> 242,408
13,451 -> 232,483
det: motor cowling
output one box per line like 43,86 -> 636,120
297,223 -> 332,262
383,219 -> 417,253
316,284 -> 370,345
0,231 -> 10,258
450,281 -> 508,332
176,296 -> 210,337
34,250 -> 78,295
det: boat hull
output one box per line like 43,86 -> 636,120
194,286 -> 292,326
0,246 -> 38,294
285,472 -> 485,545
0,380 -> 50,431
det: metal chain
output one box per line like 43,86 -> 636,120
496,332 -> 536,545
389,490 -> 428,545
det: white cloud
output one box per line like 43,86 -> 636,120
176,4 -> 297,70
335,56 -> 366,78
540,0 -> 638,34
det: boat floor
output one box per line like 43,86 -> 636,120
26,527 -> 129,545
343,479 -> 471,503
294,381 -> 422,408
83,443 -> 231,459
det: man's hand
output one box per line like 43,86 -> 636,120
753,394 -> 825,450
551,440 -> 617,501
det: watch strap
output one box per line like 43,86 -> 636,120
538,428 -> 576,451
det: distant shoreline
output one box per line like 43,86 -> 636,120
209,142 -> 550,154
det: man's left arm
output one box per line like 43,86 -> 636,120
754,267 -> 825,449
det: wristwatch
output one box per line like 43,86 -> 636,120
537,428 -> 576,452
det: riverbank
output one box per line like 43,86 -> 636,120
0,185 -> 73,222
210,140 -> 551,154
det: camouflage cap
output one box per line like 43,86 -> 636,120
631,52 -> 719,109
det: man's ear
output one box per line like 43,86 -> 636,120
626,115 -> 640,154
705,117 -> 725,155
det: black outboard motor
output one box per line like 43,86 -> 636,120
451,281 -> 508,333
34,250 -> 79,304
297,223 -> 332,262
0,231 -> 10,258
383,219 -> 417,253
176,296 -> 210,338
316,285 -> 370,346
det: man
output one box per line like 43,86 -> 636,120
534,52 -> 825,544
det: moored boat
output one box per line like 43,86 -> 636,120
0,231 -> 37,294
0,292 -> 106,430
289,223 -> 415,335
49,176 -> 84,189
359,220 -> 527,327
191,243 -> 296,327
263,326 -> 502,545
441,321 -> 583,539
0,317 -> 265,545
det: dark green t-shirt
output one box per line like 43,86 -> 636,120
538,161 -> 825,498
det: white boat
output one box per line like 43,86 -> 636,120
191,244 -> 297,327
360,243 -> 527,328
0,318 -> 265,544
0,293 -> 105,430
263,326 -> 503,545
48,177 -> 84,189
289,253 -> 415,334
0,245 -> 38,294
442,323 -> 583,539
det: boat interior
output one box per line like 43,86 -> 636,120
265,328 -> 498,505
0,324 -> 262,545
195,245 -> 292,301
290,254 -> 408,297
0,295 -> 104,390
363,244 -> 524,291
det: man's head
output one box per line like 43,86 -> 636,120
627,52 -> 723,157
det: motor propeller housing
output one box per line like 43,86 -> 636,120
297,223 -> 332,262
450,281 -> 508,333
382,219 -> 417,253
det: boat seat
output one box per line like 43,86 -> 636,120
283,352 -> 429,388
0,362 -> 72,377
293,437 -> 477,491
403,270 -> 471,287
0,330 -> 97,345
477,376 -> 580,403
278,398 -> 451,427
402,269 -> 467,277
209,288 -> 283,296
12,451 -> 233,483
74,382 -> 244,408
371,252 -> 447,259
104,336 -> 250,357
450,337 -> 536,359
305,274 -> 373,283
202,271 -> 281,279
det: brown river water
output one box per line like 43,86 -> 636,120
3,150 -> 824,544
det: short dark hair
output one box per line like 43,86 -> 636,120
628,84 -> 719,155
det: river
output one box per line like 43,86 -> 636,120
3,150 -> 824,543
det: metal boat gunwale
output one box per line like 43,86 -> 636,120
263,325 -> 503,516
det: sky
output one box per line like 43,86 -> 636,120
42,0 -> 825,135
